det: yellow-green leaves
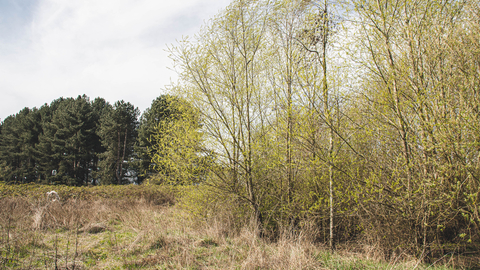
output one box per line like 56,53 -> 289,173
148,96 -> 207,186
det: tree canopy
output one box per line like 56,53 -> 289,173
166,0 -> 480,256
1,95 -> 144,186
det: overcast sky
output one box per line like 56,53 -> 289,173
0,0 -> 231,121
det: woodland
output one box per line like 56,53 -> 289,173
0,94 -> 181,186
1,0 -> 480,265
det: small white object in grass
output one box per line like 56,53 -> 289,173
46,190 -> 60,202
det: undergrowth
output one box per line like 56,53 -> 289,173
0,183 -> 476,269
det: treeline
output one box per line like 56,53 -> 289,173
0,94 -> 189,186
164,0 -> 480,258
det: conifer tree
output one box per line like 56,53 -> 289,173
0,108 -> 41,183
37,95 -> 97,185
36,98 -> 64,184
98,100 -> 139,185
90,97 -> 109,185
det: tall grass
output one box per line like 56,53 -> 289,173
0,183 -> 475,269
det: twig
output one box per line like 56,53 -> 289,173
413,248 -> 427,269
44,248 -> 48,270
26,233 -> 37,269
54,234 -> 58,270
5,203 -> 12,267
425,252 -> 454,269
65,232 -> 70,270
73,225 -> 79,270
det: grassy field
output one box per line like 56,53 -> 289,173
0,183 -> 475,269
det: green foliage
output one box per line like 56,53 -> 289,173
0,108 -> 41,183
167,0 -> 480,258
147,95 -> 209,185
176,184 -> 249,232
97,100 -> 140,185
2,0 -> 480,261
37,95 -> 98,186
0,95 -> 145,186
134,95 -> 193,182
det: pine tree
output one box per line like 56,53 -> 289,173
37,96 -> 98,185
36,99 -> 63,184
0,108 -> 41,183
98,100 -> 139,185
90,97 -> 109,185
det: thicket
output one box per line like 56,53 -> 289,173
161,0 -> 480,261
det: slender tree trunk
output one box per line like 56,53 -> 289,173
287,52 -> 294,210
116,129 -> 121,184
320,0 -> 334,251
328,129 -> 334,250
73,155 -> 77,181
118,127 -> 128,185
377,0 -> 412,192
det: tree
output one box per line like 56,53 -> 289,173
170,0 -> 272,232
36,95 -> 98,185
0,108 -> 41,183
348,0 -> 480,254
266,0 -> 306,230
90,97 -> 109,185
98,100 -> 139,185
135,95 -> 188,182
266,0 -> 344,248
302,0 -> 339,250
147,95 -> 206,185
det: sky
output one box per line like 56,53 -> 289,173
0,0 -> 231,121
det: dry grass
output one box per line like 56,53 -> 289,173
0,184 -> 475,269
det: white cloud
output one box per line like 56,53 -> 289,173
0,0 -> 231,120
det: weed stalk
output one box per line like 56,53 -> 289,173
54,234 -> 58,270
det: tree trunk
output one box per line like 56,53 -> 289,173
117,127 -> 128,185
116,129 -> 121,184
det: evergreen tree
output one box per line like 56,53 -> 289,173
98,100 -> 139,185
0,108 -> 41,183
37,95 -> 98,185
90,97 -> 109,185
36,99 -> 65,184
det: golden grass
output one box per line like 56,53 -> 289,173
0,183 -> 474,269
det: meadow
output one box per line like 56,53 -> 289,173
0,183 -> 475,269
